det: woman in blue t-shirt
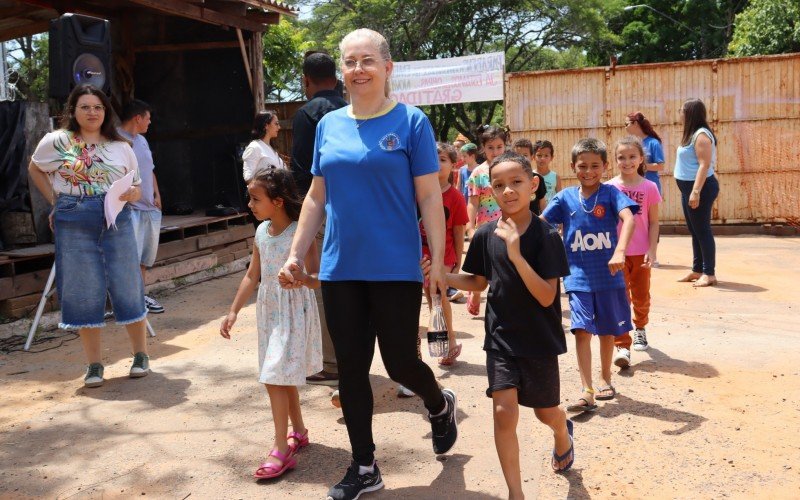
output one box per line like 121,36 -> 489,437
674,98 -> 720,287
625,111 -> 665,193
279,28 -> 458,499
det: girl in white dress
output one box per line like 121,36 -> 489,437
220,168 -> 322,480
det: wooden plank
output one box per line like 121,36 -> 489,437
133,40 -> 240,53
154,236 -> 204,262
12,269 -> 49,297
0,244 -> 54,258
246,10 -> 280,25
146,254 -> 218,284
0,19 -> 49,42
197,225 -> 254,249
0,277 -> 13,301
152,249 -> 213,268
125,0 -> 267,32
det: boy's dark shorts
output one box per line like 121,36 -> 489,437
486,349 -> 560,408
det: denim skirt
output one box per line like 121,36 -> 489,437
54,195 -> 147,329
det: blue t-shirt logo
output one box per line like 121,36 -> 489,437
569,229 -> 613,252
380,133 -> 401,151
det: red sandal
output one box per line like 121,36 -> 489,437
253,449 -> 296,479
287,429 -> 309,456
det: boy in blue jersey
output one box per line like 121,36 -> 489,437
542,138 -> 638,413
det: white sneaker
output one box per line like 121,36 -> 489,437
144,295 -> 165,314
397,385 -> 415,398
613,347 -> 631,369
632,328 -> 649,351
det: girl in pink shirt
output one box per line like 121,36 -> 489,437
606,136 -> 661,366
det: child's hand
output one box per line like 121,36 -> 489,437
420,257 -> 432,282
608,250 -> 625,275
494,218 -> 522,259
279,259 -> 306,289
220,312 -> 237,339
643,251 -> 655,268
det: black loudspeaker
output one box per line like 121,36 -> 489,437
49,13 -> 112,99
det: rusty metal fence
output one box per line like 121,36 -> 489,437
505,53 -> 800,224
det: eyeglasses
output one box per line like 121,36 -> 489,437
343,57 -> 381,71
77,105 -> 106,113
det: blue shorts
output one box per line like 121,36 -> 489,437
54,195 -> 147,329
568,289 -> 631,336
131,208 -> 162,267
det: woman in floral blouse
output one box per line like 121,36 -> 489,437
28,84 -> 151,388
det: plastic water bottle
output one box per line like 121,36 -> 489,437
427,294 -> 449,357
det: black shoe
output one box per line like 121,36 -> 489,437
429,388 -> 458,454
326,462 -> 384,500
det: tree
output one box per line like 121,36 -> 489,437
592,0 -> 747,65
262,18 -> 316,102
301,0 -> 616,141
3,34 -> 49,102
728,0 -> 800,56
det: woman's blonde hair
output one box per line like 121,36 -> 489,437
339,28 -> 392,98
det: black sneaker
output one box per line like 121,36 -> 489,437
326,462 -> 384,500
144,295 -> 165,314
429,389 -> 458,454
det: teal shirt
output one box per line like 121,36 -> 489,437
674,128 -> 716,181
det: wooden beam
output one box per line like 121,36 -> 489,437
133,40 -> 240,53
236,28 -> 253,92
246,9 -> 279,25
124,0 -> 267,32
0,20 -> 50,42
233,0 -> 297,17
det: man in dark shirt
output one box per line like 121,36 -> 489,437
290,53 -> 348,195
291,52 -> 347,389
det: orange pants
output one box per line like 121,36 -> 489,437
615,254 -> 651,349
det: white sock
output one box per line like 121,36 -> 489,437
430,398 -> 448,417
358,462 -> 375,475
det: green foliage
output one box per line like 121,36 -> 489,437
728,0 -> 800,56
300,0 -> 617,141
593,0 -> 746,65
262,18 -> 316,102
4,34 -> 49,102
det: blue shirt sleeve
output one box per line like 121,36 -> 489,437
310,117 -> 325,177
647,137 -> 665,164
541,191 -> 564,224
408,110 -> 439,178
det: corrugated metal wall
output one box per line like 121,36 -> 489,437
506,53 -> 800,224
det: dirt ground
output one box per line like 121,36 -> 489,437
1,234 -> 799,500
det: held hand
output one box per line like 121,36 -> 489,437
608,250 -> 625,275
220,312 -> 237,339
118,186 -> 140,202
688,190 -> 700,209
494,217 -> 522,259
278,262 -> 309,289
420,257 -> 432,282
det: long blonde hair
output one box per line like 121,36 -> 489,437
339,28 -> 392,98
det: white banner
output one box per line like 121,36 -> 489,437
390,52 -> 505,106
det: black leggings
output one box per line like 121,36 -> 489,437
321,280 -> 445,466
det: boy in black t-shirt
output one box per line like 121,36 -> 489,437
447,152 -> 573,498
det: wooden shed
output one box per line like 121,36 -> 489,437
0,0 -> 297,322
505,53 -> 800,225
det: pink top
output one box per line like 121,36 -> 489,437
606,177 -> 662,256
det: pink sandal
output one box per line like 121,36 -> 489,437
438,343 -> 462,366
253,449 -> 296,479
287,429 -> 309,456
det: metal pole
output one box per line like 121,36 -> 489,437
0,41 -> 9,101
25,264 -> 57,351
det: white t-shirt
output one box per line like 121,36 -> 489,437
242,139 -> 285,181
32,130 -> 140,196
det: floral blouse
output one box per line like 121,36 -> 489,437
32,130 -> 140,196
